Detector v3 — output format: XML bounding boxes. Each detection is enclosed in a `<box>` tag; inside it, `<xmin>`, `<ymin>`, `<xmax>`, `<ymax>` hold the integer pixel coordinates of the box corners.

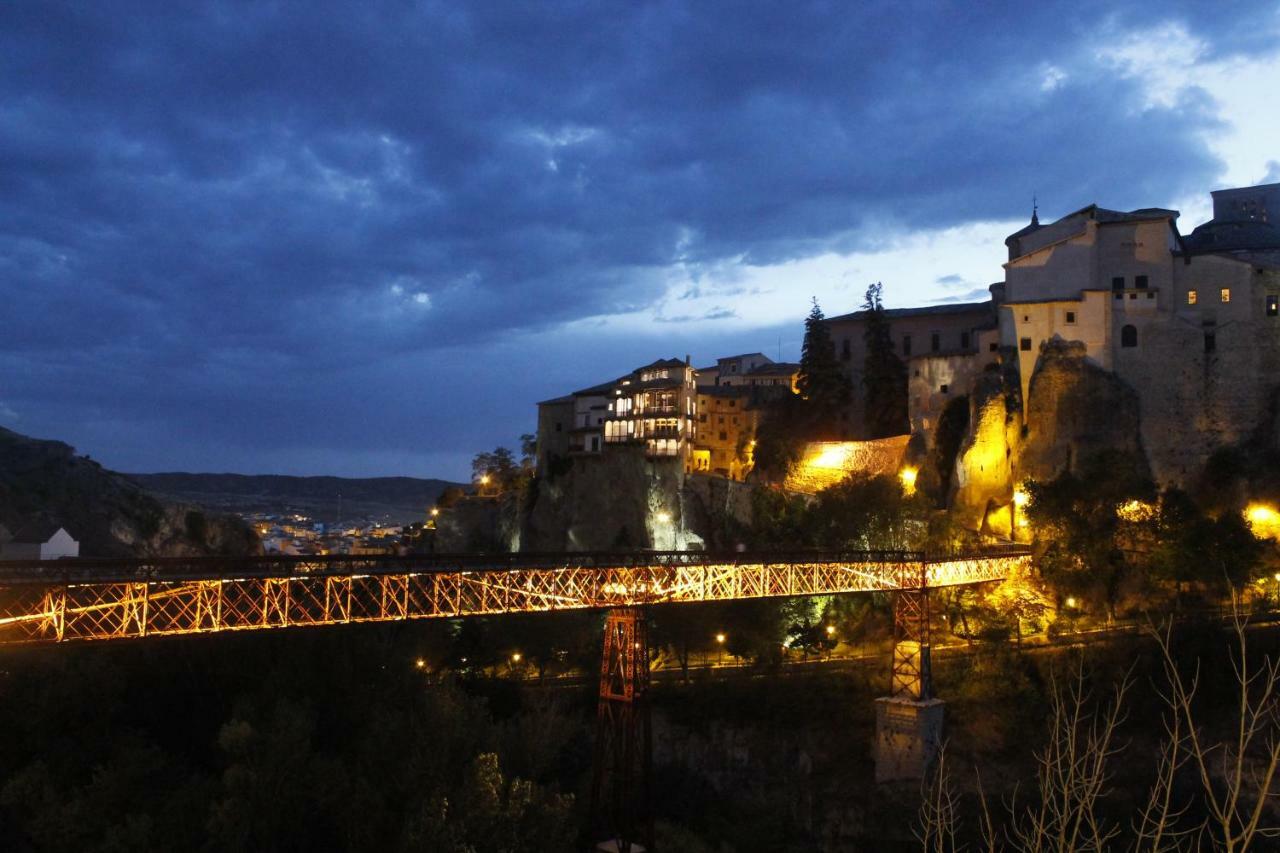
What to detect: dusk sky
<box><xmin>3</xmin><ymin>1</ymin><xmax>1279</xmax><ymax>481</ymax></box>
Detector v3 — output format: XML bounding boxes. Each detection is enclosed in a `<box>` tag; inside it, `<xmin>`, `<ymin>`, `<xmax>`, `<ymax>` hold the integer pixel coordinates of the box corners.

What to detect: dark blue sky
<box><xmin>3</xmin><ymin>1</ymin><xmax>1278</xmax><ymax>480</ymax></box>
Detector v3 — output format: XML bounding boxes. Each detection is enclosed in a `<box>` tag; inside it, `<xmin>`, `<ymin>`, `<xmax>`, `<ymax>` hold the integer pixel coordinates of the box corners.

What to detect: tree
<box><xmin>861</xmin><ymin>282</ymin><xmax>908</xmax><ymax>438</ymax></box>
<box><xmin>797</xmin><ymin>298</ymin><xmax>852</xmax><ymax>437</ymax></box>
<box><xmin>471</xmin><ymin>447</ymin><xmax>522</xmax><ymax>494</ymax></box>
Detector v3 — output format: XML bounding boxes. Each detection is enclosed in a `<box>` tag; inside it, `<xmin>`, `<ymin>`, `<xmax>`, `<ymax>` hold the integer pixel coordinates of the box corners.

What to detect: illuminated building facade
<box><xmin>694</xmin><ymin>385</ymin><xmax>757</xmax><ymax>480</ymax></box>
<box><xmin>603</xmin><ymin>358</ymin><xmax>698</xmax><ymax>463</ymax></box>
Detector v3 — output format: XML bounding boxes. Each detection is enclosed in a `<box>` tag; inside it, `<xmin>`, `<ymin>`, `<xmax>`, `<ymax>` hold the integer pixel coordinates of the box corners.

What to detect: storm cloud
<box><xmin>1</xmin><ymin>1</ymin><xmax>1276</xmax><ymax>477</ymax></box>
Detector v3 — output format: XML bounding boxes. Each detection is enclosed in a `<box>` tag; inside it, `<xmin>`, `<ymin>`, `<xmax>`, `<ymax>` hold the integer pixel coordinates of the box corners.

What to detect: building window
<box><xmin>1020</xmin><ymin>337</ymin><xmax>1032</xmax><ymax>352</ymax></box>
<box><xmin>903</xmin><ymin>335</ymin><xmax>912</xmax><ymax>356</ymax></box>
<box><xmin>699</xmin><ymin>413</ymin><xmax>706</xmax><ymax>423</ymax></box>
<box><xmin>1121</xmin><ymin>324</ymin><xmax>1138</xmax><ymax>348</ymax></box>
<box><xmin>728</xmin><ymin>399</ymin><xmax>736</xmax><ymax>407</ymax></box>
<box><xmin>960</xmin><ymin>331</ymin><xmax>971</xmax><ymax>349</ymax></box>
<box><xmin>1135</xmin><ymin>275</ymin><xmax>1149</xmax><ymax>290</ymax></box>
<box><xmin>841</xmin><ymin>338</ymin><xmax>851</xmax><ymax>361</ymax></box>
<box><xmin>554</xmin><ymin>422</ymin><xmax>562</xmax><ymax>432</ymax></box>
<box><xmin>1188</xmin><ymin>290</ymin><xmax>1197</xmax><ymax>305</ymax></box>
<box><xmin>1129</xmin><ymin>293</ymin><xmax>1137</xmax><ymax>300</ymax></box>
<box><xmin>931</xmin><ymin>332</ymin><xmax>940</xmax><ymax>352</ymax></box>
<box><xmin>989</xmin><ymin>342</ymin><xmax>999</xmax><ymax>352</ymax></box>
<box><xmin>1221</xmin><ymin>288</ymin><xmax>1231</xmax><ymax>303</ymax></box>
<box><xmin>1268</xmin><ymin>295</ymin><xmax>1279</xmax><ymax>317</ymax></box>
<box><xmin>1205</xmin><ymin>332</ymin><xmax>1216</xmax><ymax>353</ymax></box>
<box><xmin>1065</xmin><ymin>311</ymin><xmax>1076</xmax><ymax>324</ymax></box>
<box><xmin>718</xmin><ymin>415</ymin><xmax>724</xmax><ymax>424</ymax></box>
<box><xmin>940</xmin><ymin>384</ymin><xmax>949</xmax><ymax>394</ymax></box>
<box><xmin>719</xmin><ymin>431</ymin><xmax>727</xmax><ymax>441</ymax></box>
<box><xmin>1114</xmin><ymin>292</ymin><xmax>1123</xmax><ymax>300</ymax></box>
<box><xmin>1112</xmin><ymin>276</ymin><xmax>1125</xmax><ymax>291</ymax></box>
<box><xmin>1146</xmin><ymin>292</ymin><xmax>1155</xmax><ymax>300</ymax></box>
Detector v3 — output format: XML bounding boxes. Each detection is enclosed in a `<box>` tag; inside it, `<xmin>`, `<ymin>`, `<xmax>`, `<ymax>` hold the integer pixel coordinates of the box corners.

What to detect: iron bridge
<box><xmin>0</xmin><ymin>548</ymin><xmax>1029</xmax><ymax>645</ymax></box>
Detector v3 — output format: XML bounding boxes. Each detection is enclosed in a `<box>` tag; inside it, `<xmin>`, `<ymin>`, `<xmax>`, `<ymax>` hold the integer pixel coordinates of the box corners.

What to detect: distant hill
<box><xmin>130</xmin><ymin>473</ymin><xmax>463</xmax><ymax>525</ymax></box>
<box><xmin>0</xmin><ymin>427</ymin><xmax>258</xmax><ymax>558</ymax></box>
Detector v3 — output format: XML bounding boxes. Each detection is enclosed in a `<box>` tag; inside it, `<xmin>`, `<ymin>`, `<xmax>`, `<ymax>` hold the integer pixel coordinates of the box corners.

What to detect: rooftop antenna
<box><xmin>1032</xmin><ymin>193</ymin><xmax>1040</xmax><ymax>225</ymax></box>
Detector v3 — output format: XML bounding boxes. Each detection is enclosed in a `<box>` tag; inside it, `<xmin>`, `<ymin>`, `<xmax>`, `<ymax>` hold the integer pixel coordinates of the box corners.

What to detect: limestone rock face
<box><xmin>1016</xmin><ymin>339</ymin><xmax>1148</xmax><ymax>483</ymax></box>
<box><xmin>951</xmin><ymin>371</ymin><xmax>1020</xmax><ymax>532</ymax></box>
<box><xmin>521</xmin><ymin>449</ymin><xmax>692</xmax><ymax>551</ymax></box>
<box><xmin>434</xmin><ymin>492</ymin><xmax>521</xmax><ymax>553</ymax></box>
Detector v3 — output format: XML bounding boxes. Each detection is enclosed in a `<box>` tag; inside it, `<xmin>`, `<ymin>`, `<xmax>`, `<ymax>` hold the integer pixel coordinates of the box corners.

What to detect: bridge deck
<box><xmin>0</xmin><ymin>549</ymin><xmax>1030</xmax><ymax>645</ymax></box>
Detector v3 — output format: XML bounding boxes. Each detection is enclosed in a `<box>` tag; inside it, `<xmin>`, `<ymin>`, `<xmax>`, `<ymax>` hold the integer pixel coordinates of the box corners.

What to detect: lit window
<box><xmin>1269</xmin><ymin>295</ymin><xmax>1279</xmax><ymax>317</ymax></box>
<box><xmin>1065</xmin><ymin>311</ymin><xmax>1076</xmax><ymax>324</ymax></box>
<box><xmin>1221</xmin><ymin>288</ymin><xmax>1231</xmax><ymax>303</ymax></box>
<box><xmin>1188</xmin><ymin>290</ymin><xmax>1197</xmax><ymax>305</ymax></box>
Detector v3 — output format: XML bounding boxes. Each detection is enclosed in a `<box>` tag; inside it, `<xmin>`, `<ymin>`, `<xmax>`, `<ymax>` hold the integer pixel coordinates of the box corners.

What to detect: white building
<box><xmin>0</xmin><ymin>522</ymin><xmax>80</xmax><ymax>560</ymax></box>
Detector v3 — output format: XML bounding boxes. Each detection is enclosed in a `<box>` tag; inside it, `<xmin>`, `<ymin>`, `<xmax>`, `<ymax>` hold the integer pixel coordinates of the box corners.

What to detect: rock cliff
<box><xmin>0</xmin><ymin>427</ymin><xmax>259</xmax><ymax>558</ymax></box>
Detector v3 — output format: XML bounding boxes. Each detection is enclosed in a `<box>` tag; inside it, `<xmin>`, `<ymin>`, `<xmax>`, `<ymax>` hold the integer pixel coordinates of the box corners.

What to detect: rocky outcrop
<box><xmin>0</xmin><ymin>427</ymin><xmax>259</xmax><ymax>557</ymax></box>
<box><xmin>951</xmin><ymin>370</ymin><xmax>1021</xmax><ymax>533</ymax></box>
<box><xmin>1016</xmin><ymin>339</ymin><xmax>1148</xmax><ymax>483</ymax></box>
<box><xmin>521</xmin><ymin>448</ymin><xmax>699</xmax><ymax>551</ymax></box>
<box><xmin>435</xmin><ymin>492</ymin><xmax>521</xmax><ymax>552</ymax></box>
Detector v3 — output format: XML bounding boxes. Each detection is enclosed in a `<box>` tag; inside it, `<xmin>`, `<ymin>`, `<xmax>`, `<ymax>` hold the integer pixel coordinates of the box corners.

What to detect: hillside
<box><xmin>130</xmin><ymin>472</ymin><xmax>462</xmax><ymax>525</ymax></box>
<box><xmin>0</xmin><ymin>427</ymin><xmax>258</xmax><ymax>558</ymax></box>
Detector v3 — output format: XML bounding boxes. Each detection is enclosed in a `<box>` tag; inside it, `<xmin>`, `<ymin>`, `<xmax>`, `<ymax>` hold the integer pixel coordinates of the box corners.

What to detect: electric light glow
<box><xmin>899</xmin><ymin>466</ymin><xmax>918</xmax><ymax>495</ymax></box>
<box><xmin>1246</xmin><ymin>502</ymin><xmax>1280</xmax><ymax>540</ymax></box>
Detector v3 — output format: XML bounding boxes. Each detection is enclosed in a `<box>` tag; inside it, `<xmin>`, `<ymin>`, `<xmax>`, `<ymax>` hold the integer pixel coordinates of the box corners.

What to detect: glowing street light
<box><xmin>1065</xmin><ymin>597</ymin><xmax>1077</xmax><ymax>609</ymax></box>
<box><xmin>655</xmin><ymin>510</ymin><xmax>672</xmax><ymax>524</ymax></box>
<box><xmin>430</xmin><ymin>507</ymin><xmax>440</xmax><ymax>517</ymax></box>
<box><xmin>825</xmin><ymin>624</ymin><xmax>836</xmax><ymax>637</ymax></box>
<box><xmin>479</xmin><ymin>474</ymin><xmax>491</xmax><ymax>486</ymax></box>
<box><xmin>715</xmin><ymin>632</ymin><xmax>726</xmax><ymax>644</ymax></box>
<box><xmin>899</xmin><ymin>466</ymin><xmax>918</xmax><ymax>496</ymax></box>
<box><xmin>414</xmin><ymin>658</ymin><xmax>425</xmax><ymax>669</ymax></box>
<box><xmin>511</xmin><ymin>652</ymin><xmax>522</xmax><ymax>663</ymax></box>
<box><xmin>715</xmin><ymin>631</ymin><xmax>726</xmax><ymax>666</ymax></box>
<box><xmin>1013</xmin><ymin>487</ymin><xmax>1030</xmax><ymax>508</ymax></box>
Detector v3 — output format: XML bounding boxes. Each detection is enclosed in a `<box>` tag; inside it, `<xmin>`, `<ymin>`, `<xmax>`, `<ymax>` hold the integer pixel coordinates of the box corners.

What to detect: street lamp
<box><xmin>414</xmin><ymin>658</ymin><xmax>425</xmax><ymax>670</ymax></box>
<box><xmin>715</xmin><ymin>632</ymin><xmax>726</xmax><ymax>665</ymax></box>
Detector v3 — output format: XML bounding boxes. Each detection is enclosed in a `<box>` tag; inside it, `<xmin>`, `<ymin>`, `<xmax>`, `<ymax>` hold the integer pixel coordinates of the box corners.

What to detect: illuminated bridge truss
<box><xmin>0</xmin><ymin>550</ymin><xmax>1029</xmax><ymax>646</ymax></box>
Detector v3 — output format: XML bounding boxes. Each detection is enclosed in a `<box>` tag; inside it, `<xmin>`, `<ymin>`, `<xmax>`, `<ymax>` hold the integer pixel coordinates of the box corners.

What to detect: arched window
<box><xmin>1121</xmin><ymin>324</ymin><xmax>1138</xmax><ymax>348</ymax></box>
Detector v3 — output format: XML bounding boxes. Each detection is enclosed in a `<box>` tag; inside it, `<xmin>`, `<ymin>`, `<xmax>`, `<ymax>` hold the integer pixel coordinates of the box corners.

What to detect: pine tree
<box><xmin>861</xmin><ymin>282</ymin><xmax>908</xmax><ymax>438</ymax></box>
<box><xmin>797</xmin><ymin>298</ymin><xmax>852</xmax><ymax>438</ymax></box>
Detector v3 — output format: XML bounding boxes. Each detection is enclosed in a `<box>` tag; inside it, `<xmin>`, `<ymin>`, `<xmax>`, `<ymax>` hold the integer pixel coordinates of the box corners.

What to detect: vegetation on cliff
<box><xmin>0</xmin><ymin>427</ymin><xmax>258</xmax><ymax>558</ymax></box>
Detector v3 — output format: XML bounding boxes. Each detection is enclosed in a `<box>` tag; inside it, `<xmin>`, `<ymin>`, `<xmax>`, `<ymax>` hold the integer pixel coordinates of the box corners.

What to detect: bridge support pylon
<box><xmin>875</xmin><ymin>565</ymin><xmax>944</xmax><ymax>783</ymax></box>
<box><xmin>589</xmin><ymin>607</ymin><xmax>653</xmax><ymax>853</ymax></box>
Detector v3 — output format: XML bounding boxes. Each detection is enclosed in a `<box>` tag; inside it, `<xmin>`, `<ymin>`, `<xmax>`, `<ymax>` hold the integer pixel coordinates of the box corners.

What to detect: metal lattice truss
<box><xmin>0</xmin><ymin>550</ymin><xmax>1030</xmax><ymax>645</ymax></box>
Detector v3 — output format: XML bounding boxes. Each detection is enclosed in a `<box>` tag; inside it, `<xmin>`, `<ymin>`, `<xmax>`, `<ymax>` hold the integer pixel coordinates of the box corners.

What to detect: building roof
<box><xmin>746</xmin><ymin>361</ymin><xmax>800</xmax><ymax>376</ymax></box>
<box><xmin>571</xmin><ymin>380</ymin><xmax>618</xmax><ymax>397</ymax></box>
<box><xmin>827</xmin><ymin>300</ymin><xmax>993</xmax><ymax>323</ymax></box>
<box><xmin>536</xmin><ymin>393</ymin><xmax>576</xmax><ymax>406</ymax></box>
<box><xmin>635</xmin><ymin>357</ymin><xmax>688</xmax><ymax>371</ymax></box>
<box><xmin>1181</xmin><ymin>219</ymin><xmax>1280</xmax><ymax>256</ymax></box>
<box><xmin>693</xmin><ymin>364</ymin><xmax>719</xmax><ymax>373</ymax></box>
<box><xmin>716</xmin><ymin>352</ymin><xmax>769</xmax><ymax>362</ymax></box>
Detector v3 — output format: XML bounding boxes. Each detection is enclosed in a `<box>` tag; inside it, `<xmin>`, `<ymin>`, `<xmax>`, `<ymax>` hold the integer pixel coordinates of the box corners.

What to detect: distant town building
<box><xmin>0</xmin><ymin>522</ymin><xmax>80</xmax><ymax>560</ymax></box>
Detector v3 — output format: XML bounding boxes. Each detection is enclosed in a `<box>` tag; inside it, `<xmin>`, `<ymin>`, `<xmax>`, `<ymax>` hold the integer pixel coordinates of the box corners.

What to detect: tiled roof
<box><xmin>747</xmin><ymin>362</ymin><xmax>799</xmax><ymax>376</ymax></box>
<box><xmin>716</xmin><ymin>352</ymin><xmax>768</xmax><ymax>362</ymax></box>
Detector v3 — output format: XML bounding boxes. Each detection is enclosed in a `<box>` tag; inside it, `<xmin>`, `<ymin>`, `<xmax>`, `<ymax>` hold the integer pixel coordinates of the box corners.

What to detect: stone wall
<box><xmin>783</xmin><ymin>437</ymin><xmax>910</xmax><ymax>494</ymax></box>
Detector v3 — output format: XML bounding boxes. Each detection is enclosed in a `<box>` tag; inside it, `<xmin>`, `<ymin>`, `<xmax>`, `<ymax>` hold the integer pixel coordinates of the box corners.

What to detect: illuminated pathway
<box><xmin>0</xmin><ymin>548</ymin><xmax>1028</xmax><ymax>645</ymax></box>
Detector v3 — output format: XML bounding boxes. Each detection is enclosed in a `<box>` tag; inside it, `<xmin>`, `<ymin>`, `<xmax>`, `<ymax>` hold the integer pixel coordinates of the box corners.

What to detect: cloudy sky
<box><xmin>2</xmin><ymin>1</ymin><xmax>1278</xmax><ymax>480</ymax></box>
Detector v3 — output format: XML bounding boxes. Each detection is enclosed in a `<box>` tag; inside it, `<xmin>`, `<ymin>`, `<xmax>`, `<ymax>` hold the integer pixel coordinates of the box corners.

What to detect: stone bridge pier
<box><xmin>874</xmin><ymin>567</ymin><xmax>944</xmax><ymax>783</ymax></box>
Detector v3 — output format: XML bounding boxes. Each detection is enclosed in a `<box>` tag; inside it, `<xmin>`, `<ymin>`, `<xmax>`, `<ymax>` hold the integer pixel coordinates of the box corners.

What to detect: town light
<box><xmin>415</xmin><ymin>658</ymin><xmax>425</xmax><ymax>669</ymax></box>
<box><xmin>479</xmin><ymin>474</ymin><xmax>490</xmax><ymax>485</ymax></box>
<box><xmin>655</xmin><ymin>510</ymin><xmax>672</xmax><ymax>524</ymax></box>
<box><xmin>715</xmin><ymin>632</ymin><xmax>726</xmax><ymax>644</ymax></box>
<box><xmin>430</xmin><ymin>507</ymin><xmax>439</xmax><ymax>517</ymax></box>
<box><xmin>511</xmin><ymin>652</ymin><xmax>522</xmax><ymax>663</ymax></box>
<box><xmin>825</xmin><ymin>624</ymin><xmax>836</xmax><ymax>636</ymax></box>
<box><xmin>899</xmin><ymin>466</ymin><xmax>918</xmax><ymax>495</ymax></box>
<box><xmin>1065</xmin><ymin>597</ymin><xmax>1077</xmax><ymax>608</ymax></box>
<box><xmin>1013</xmin><ymin>487</ymin><xmax>1030</xmax><ymax>508</ymax></box>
